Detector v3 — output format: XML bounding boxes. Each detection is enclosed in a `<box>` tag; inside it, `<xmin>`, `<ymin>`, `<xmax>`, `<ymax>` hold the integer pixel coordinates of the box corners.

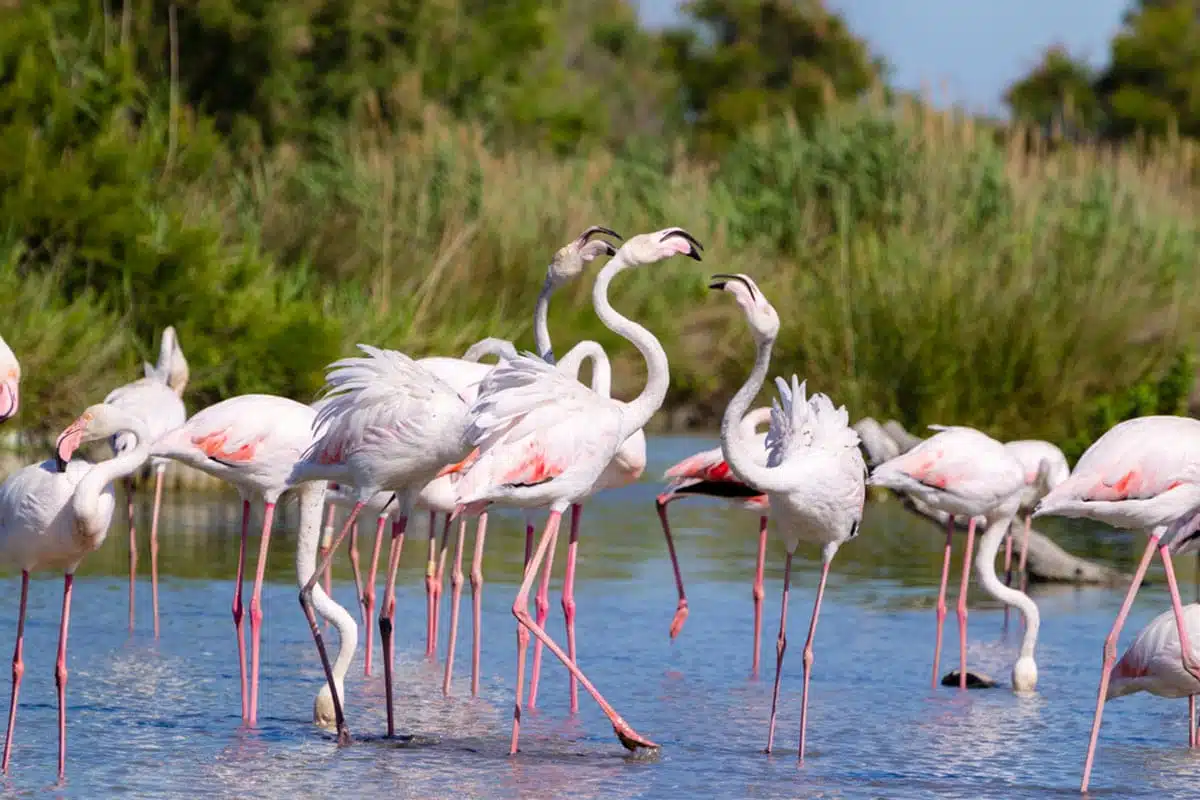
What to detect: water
<box><xmin>1</xmin><ymin>435</ymin><xmax>1199</xmax><ymax>797</ymax></box>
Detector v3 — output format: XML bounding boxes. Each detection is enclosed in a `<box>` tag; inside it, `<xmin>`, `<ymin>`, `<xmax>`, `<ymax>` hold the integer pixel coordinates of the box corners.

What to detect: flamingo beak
<box><xmin>0</xmin><ymin>378</ymin><xmax>16</xmax><ymax>423</ymax></box>
<box><xmin>55</xmin><ymin>416</ymin><xmax>88</xmax><ymax>472</ymax></box>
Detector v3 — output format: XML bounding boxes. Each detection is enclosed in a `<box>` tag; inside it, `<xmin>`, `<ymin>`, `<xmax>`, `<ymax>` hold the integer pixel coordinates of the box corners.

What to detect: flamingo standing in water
<box><xmin>149</xmin><ymin>394</ymin><xmax>319</xmax><ymax>726</ymax></box>
<box><xmin>452</xmin><ymin>227</ymin><xmax>703</xmax><ymax>754</ymax></box>
<box><xmin>0</xmin><ymin>334</ymin><xmax>18</xmax><ymax>423</ymax></box>
<box><xmin>708</xmin><ymin>273</ymin><xmax>865</xmax><ymax>761</ymax></box>
<box><xmin>655</xmin><ymin>407</ymin><xmax>771</xmax><ymax>675</ymax></box>
<box><xmin>1031</xmin><ymin>415</ymin><xmax>1200</xmax><ymax>793</ymax></box>
<box><xmin>869</xmin><ymin>425</ymin><xmax>1035</xmax><ymax>692</ymax></box>
<box><xmin>1002</xmin><ymin>439</ymin><xmax>1070</xmax><ymax>593</ymax></box>
<box><xmin>103</xmin><ymin>325</ymin><xmax>188</xmax><ymax>636</ymax></box>
<box><xmin>0</xmin><ymin>404</ymin><xmax>151</xmax><ymax>779</ymax></box>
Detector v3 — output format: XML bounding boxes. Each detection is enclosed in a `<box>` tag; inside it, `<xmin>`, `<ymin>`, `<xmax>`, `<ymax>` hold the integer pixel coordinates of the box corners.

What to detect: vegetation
<box><xmin>0</xmin><ymin>1</ymin><xmax>1197</xmax><ymax>458</ymax></box>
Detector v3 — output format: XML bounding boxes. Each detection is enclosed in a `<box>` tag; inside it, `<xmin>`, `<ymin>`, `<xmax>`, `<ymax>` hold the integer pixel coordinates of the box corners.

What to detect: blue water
<box><xmin>0</xmin><ymin>436</ymin><xmax>1198</xmax><ymax>797</ymax></box>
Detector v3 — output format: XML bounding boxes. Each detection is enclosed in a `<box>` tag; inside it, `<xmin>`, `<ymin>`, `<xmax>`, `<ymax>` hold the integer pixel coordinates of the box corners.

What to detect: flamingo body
<box><xmin>0</xmin><ymin>334</ymin><xmax>19</xmax><ymax>422</ymax></box>
<box><xmin>0</xmin><ymin>460</ymin><xmax>114</xmax><ymax>573</ymax></box>
<box><xmin>1109</xmin><ymin>604</ymin><xmax>1200</xmax><ymax>701</ymax></box>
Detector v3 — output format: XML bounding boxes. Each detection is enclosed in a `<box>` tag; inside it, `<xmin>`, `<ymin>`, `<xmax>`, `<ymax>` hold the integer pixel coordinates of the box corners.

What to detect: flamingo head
<box><xmin>55</xmin><ymin>404</ymin><xmax>131</xmax><ymax>471</ymax></box>
<box><xmin>1012</xmin><ymin>655</ymin><xmax>1038</xmax><ymax>693</ymax></box>
<box><xmin>617</xmin><ymin>228</ymin><xmax>703</xmax><ymax>267</ymax></box>
<box><xmin>709</xmin><ymin>273</ymin><xmax>779</xmax><ymax>343</ymax></box>
<box><xmin>546</xmin><ymin>226</ymin><xmax>623</xmax><ymax>287</ymax></box>
<box><xmin>163</xmin><ymin>326</ymin><xmax>190</xmax><ymax>398</ymax></box>
<box><xmin>0</xmin><ymin>336</ymin><xmax>18</xmax><ymax>424</ymax></box>
<box><xmin>313</xmin><ymin>678</ymin><xmax>345</xmax><ymax>730</ymax></box>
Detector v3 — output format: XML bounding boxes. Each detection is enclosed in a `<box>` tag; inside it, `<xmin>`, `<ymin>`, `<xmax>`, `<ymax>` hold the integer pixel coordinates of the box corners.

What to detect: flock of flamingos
<box><xmin>0</xmin><ymin>225</ymin><xmax>1198</xmax><ymax>793</ymax></box>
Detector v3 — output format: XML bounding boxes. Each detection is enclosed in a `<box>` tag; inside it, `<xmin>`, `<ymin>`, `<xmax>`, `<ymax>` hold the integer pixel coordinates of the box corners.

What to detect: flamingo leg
<box><xmin>1080</xmin><ymin>532</ymin><xmax>1158</xmax><ymax>793</ymax></box>
<box><xmin>127</xmin><ymin>477</ymin><xmax>138</xmax><ymax>633</ymax></box>
<box><xmin>932</xmin><ymin>514</ymin><xmax>954</xmax><ymax>689</ymax></box>
<box><xmin>510</xmin><ymin>510</ymin><xmax>657</xmax><ymax>754</ymax></box>
<box><xmin>432</xmin><ymin>514</ymin><xmax>452</xmax><ymax>658</ymax></box>
<box><xmin>425</xmin><ymin>511</ymin><xmax>438</xmax><ymax>658</ymax></box>
<box><xmin>363</xmin><ymin>515</ymin><xmax>386</xmax><ymax>677</ymax></box>
<box><xmin>527</xmin><ymin>516</ymin><xmax>561</xmax><ymax>710</ymax></box>
<box><xmin>347</xmin><ymin>521</ymin><xmax>364</xmax><ymax>631</ymax></box>
<box><xmin>798</xmin><ymin>557</ymin><xmax>832</xmax><ymax>764</ymax></box>
<box><xmin>247</xmin><ymin>501</ymin><xmax>276</xmax><ymax>726</ymax></box>
<box><xmin>752</xmin><ymin>514</ymin><xmax>769</xmax><ymax>679</ymax></box>
<box><xmin>442</xmin><ymin>518</ymin><xmax>467</xmax><ymax>696</ymax></box>
<box><xmin>562</xmin><ymin>503</ymin><xmax>583</xmax><ymax>714</ymax></box>
<box><xmin>510</xmin><ymin>520</ymin><xmax>536</xmax><ymax>753</ymax></box>
<box><xmin>656</xmin><ymin>495</ymin><xmax>690</xmax><ymax>639</ymax></box>
<box><xmin>1157</xmin><ymin>545</ymin><xmax>1200</xmax><ymax>688</ymax></box>
<box><xmin>1</xmin><ymin>570</ymin><xmax>29</xmax><ymax>774</ymax></box>
<box><xmin>1018</xmin><ymin>512</ymin><xmax>1032</xmax><ymax>594</ymax></box>
<box><xmin>149</xmin><ymin>466</ymin><xmax>165</xmax><ymax>639</ymax></box>
<box><xmin>381</xmin><ymin>514</ymin><xmax>408</xmax><ymax>738</ymax></box>
<box><xmin>232</xmin><ymin>499</ymin><xmax>251</xmax><ymax>722</ymax></box>
<box><xmin>765</xmin><ymin>552</ymin><xmax>793</xmax><ymax>754</ymax></box>
<box><xmin>320</xmin><ymin>504</ymin><xmax>336</xmax><ymax>627</ymax></box>
<box><xmin>956</xmin><ymin>517</ymin><xmax>977</xmax><ymax>690</ymax></box>
<box><xmin>469</xmin><ymin>513</ymin><xmax>489</xmax><ymax>697</ymax></box>
<box><xmin>1191</xmin><ymin>695</ymin><xmax>1197</xmax><ymax>748</ymax></box>
<box><xmin>55</xmin><ymin>573</ymin><xmax>74</xmax><ymax>780</ymax></box>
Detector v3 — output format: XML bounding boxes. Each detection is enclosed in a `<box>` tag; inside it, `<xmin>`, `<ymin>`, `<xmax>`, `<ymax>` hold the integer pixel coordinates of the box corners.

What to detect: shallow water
<box><xmin>1</xmin><ymin>435</ymin><xmax>1199</xmax><ymax>797</ymax></box>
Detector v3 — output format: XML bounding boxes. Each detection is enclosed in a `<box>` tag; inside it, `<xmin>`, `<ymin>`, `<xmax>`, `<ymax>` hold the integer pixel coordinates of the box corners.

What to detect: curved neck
<box><xmin>740</xmin><ymin>406</ymin><xmax>773</xmax><ymax>439</ymax></box>
<box><xmin>720</xmin><ymin>334</ymin><xmax>788</xmax><ymax>493</ymax></box>
<box><xmin>556</xmin><ymin>341</ymin><xmax>611</xmax><ymax>397</ymax></box>
<box><xmin>975</xmin><ymin>513</ymin><xmax>1039</xmax><ymax>660</ymax></box>
<box><xmin>295</xmin><ymin>482</ymin><xmax>357</xmax><ymax>685</ymax></box>
<box><xmin>533</xmin><ymin>278</ymin><xmax>557</xmax><ymax>364</ymax></box>
<box><xmin>462</xmin><ymin>337</ymin><xmax>517</xmax><ymax>364</ymax></box>
<box><xmin>73</xmin><ymin>414</ymin><xmax>152</xmax><ymax>539</ymax></box>
<box><xmin>593</xmin><ymin>253</ymin><xmax>668</xmax><ymax>440</ymax></box>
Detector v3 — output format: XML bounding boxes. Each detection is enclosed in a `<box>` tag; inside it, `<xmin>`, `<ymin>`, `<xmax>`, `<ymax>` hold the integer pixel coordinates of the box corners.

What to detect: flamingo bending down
<box><xmin>0</xmin><ymin>404</ymin><xmax>151</xmax><ymax>779</ymax></box>
<box><xmin>868</xmin><ymin>425</ymin><xmax>1034</xmax><ymax>692</ymax></box>
<box><xmin>1031</xmin><ymin>415</ymin><xmax>1200</xmax><ymax>793</ymax></box>
<box><xmin>103</xmin><ymin>325</ymin><xmax>188</xmax><ymax>636</ymax></box>
<box><xmin>709</xmin><ymin>273</ymin><xmax>865</xmax><ymax>761</ymax></box>
<box><xmin>453</xmin><ymin>227</ymin><xmax>703</xmax><ymax>754</ymax></box>
<box><xmin>0</xmin><ymin>333</ymin><xmax>18</xmax><ymax>423</ymax></box>
<box><xmin>655</xmin><ymin>406</ymin><xmax>771</xmax><ymax>675</ymax></box>
<box><xmin>1002</xmin><ymin>439</ymin><xmax>1070</xmax><ymax>593</ymax></box>
<box><xmin>149</xmin><ymin>394</ymin><xmax>318</xmax><ymax>726</ymax></box>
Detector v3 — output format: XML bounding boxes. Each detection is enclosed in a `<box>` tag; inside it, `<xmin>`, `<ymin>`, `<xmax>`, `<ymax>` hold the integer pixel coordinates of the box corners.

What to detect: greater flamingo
<box><xmin>103</xmin><ymin>325</ymin><xmax>188</xmax><ymax>636</ymax></box>
<box><xmin>655</xmin><ymin>406</ymin><xmax>771</xmax><ymax>675</ymax></box>
<box><xmin>868</xmin><ymin>425</ymin><xmax>1034</xmax><ymax>691</ymax></box>
<box><xmin>453</xmin><ymin>226</ymin><xmax>703</xmax><ymax>754</ymax></box>
<box><xmin>708</xmin><ymin>273</ymin><xmax>865</xmax><ymax>761</ymax></box>
<box><xmin>0</xmin><ymin>334</ymin><xmax>18</xmax><ymax>423</ymax></box>
<box><xmin>1002</xmin><ymin>439</ymin><xmax>1070</xmax><ymax>593</ymax></box>
<box><xmin>0</xmin><ymin>403</ymin><xmax>151</xmax><ymax>779</ymax></box>
<box><xmin>1031</xmin><ymin>415</ymin><xmax>1200</xmax><ymax>792</ymax></box>
<box><xmin>149</xmin><ymin>394</ymin><xmax>318</xmax><ymax>726</ymax></box>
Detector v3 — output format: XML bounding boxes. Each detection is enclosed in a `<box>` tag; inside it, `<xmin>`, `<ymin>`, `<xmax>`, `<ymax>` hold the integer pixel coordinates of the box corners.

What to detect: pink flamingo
<box><xmin>1002</xmin><ymin>439</ymin><xmax>1070</xmax><ymax>593</ymax></box>
<box><xmin>103</xmin><ymin>326</ymin><xmax>188</xmax><ymax>637</ymax></box>
<box><xmin>0</xmin><ymin>334</ymin><xmax>18</xmax><ymax>423</ymax></box>
<box><xmin>0</xmin><ymin>403</ymin><xmax>151</xmax><ymax>779</ymax></box>
<box><xmin>1031</xmin><ymin>415</ymin><xmax>1200</xmax><ymax>793</ymax></box>
<box><xmin>655</xmin><ymin>406</ymin><xmax>771</xmax><ymax>675</ymax></box>
<box><xmin>708</xmin><ymin>273</ymin><xmax>866</xmax><ymax>761</ymax></box>
<box><xmin>149</xmin><ymin>394</ymin><xmax>318</xmax><ymax>726</ymax></box>
<box><xmin>868</xmin><ymin>424</ymin><xmax>1035</xmax><ymax>692</ymax></box>
<box><xmin>452</xmin><ymin>227</ymin><xmax>703</xmax><ymax>754</ymax></box>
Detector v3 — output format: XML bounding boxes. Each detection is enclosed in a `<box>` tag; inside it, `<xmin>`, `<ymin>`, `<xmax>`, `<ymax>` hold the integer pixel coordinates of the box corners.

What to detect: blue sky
<box><xmin>634</xmin><ymin>0</ymin><xmax>1129</xmax><ymax>115</ymax></box>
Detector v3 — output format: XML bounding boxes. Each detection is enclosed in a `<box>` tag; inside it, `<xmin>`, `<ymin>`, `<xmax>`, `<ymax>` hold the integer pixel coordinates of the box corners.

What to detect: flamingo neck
<box><xmin>975</xmin><ymin>512</ymin><xmax>1040</xmax><ymax>680</ymax></box>
<box><xmin>720</xmin><ymin>333</ymin><xmax>785</xmax><ymax>494</ymax></box>
<box><xmin>739</xmin><ymin>406</ymin><xmax>773</xmax><ymax>439</ymax></box>
<box><xmin>533</xmin><ymin>278</ymin><xmax>557</xmax><ymax>364</ymax></box>
<box><xmin>556</xmin><ymin>341</ymin><xmax>612</xmax><ymax>397</ymax></box>
<box><xmin>462</xmin><ymin>337</ymin><xmax>517</xmax><ymax>364</ymax></box>
<box><xmin>73</xmin><ymin>412</ymin><xmax>152</xmax><ymax>543</ymax></box>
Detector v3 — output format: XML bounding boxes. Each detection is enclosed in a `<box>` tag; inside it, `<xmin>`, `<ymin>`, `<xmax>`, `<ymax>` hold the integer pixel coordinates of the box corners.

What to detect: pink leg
<box><xmin>511</xmin><ymin>510</ymin><xmax>657</xmax><ymax>754</ymax></box>
<box><xmin>1157</xmin><ymin>544</ymin><xmax>1200</xmax><ymax>688</ymax></box>
<box><xmin>442</xmin><ymin>518</ymin><xmax>467</xmax><ymax>695</ymax></box>
<box><xmin>563</xmin><ymin>503</ymin><xmax>582</xmax><ymax>714</ymax></box>
<box><xmin>55</xmin><ymin>574</ymin><xmax>74</xmax><ymax>780</ymax></box>
<box><xmin>932</xmin><ymin>515</ymin><xmax>954</xmax><ymax>688</ymax></box>
<box><xmin>765</xmin><ymin>552</ymin><xmax>793</xmax><ymax>753</ymax></box>
<box><xmin>1018</xmin><ymin>512</ymin><xmax>1032</xmax><ymax>593</ymax></box>
<box><xmin>1190</xmin><ymin>696</ymin><xmax>1196</xmax><ymax>748</ymax></box>
<box><xmin>127</xmin><ymin>477</ymin><xmax>137</xmax><ymax>633</ymax></box>
<box><xmin>432</xmin><ymin>514</ymin><xmax>452</xmax><ymax>659</ymax></box>
<box><xmin>752</xmin><ymin>515</ymin><xmax>769</xmax><ymax>678</ymax></box>
<box><xmin>149</xmin><ymin>467</ymin><xmax>165</xmax><ymax>639</ymax></box>
<box><xmin>527</xmin><ymin>518</ymin><xmax>560</xmax><ymax>710</ymax></box>
<box><xmin>320</xmin><ymin>505</ymin><xmax>336</xmax><ymax>621</ymax></box>
<box><xmin>470</xmin><ymin>513</ymin><xmax>489</xmax><ymax>697</ymax></box>
<box><xmin>347</xmin><ymin>521</ymin><xmax>364</xmax><ymax>632</ymax></box>
<box><xmin>656</xmin><ymin>496</ymin><xmax>690</xmax><ymax>639</ymax></box>
<box><xmin>957</xmin><ymin>517</ymin><xmax>977</xmax><ymax>690</ymax></box>
<box><xmin>1080</xmin><ymin>533</ymin><xmax>1158</xmax><ymax>793</ymax></box>
<box><xmin>232</xmin><ymin>499</ymin><xmax>250</xmax><ymax>721</ymax></box>
<box><xmin>381</xmin><ymin>514</ymin><xmax>408</xmax><ymax>738</ymax></box>
<box><xmin>247</xmin><ymin>501</ymin><xmax>276</xmax><ymax>726</ymax></box>
<box><xmin>425</xmin><ymin>511</ymin><xmax>438</xmax><ymax>658</ymax></box>
<box><xmin>798</xmin><ymin>557</ymin><xmax>833</xmax><ymax>764</ymax></box>
<box><xmin>510</xmin><ymin>519</ymin><xmax>536</xmax><ymax>753</ymax></box>
<box><xmin>1</xmin><ymin>570</ymin><xmax>29</xmax><ymax>774</ymax></box>
<box><xmin>363</xmin><ymin>516</ymin><xmax>386</xmax><ymax>677</ymax></box>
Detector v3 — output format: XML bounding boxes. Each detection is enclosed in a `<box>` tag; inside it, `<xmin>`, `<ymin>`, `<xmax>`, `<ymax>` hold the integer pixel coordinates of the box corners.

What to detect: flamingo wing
<box><xmin>766</xmin><ymin>375</ymin><xmax>859</xmax><ymax>468</ymax></box>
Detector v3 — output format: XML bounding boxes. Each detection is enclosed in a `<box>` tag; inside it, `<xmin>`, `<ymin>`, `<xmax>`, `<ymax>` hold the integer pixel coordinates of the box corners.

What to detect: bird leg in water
<box><xmin>432</xmin><ymin>514</ymin><xmax>452</xmax><ymax>657</ymax></box>
<box><xmin>1158</xmin><ymin>545</ymin><xmax>1200</xmax><ymax>689</ymax></box>
<box><xmin>527</xmin><ymin>519</ymin><xmax>560</xmax><ymax>710</ymax></box>
<box><xmin>232</xmin><ymin>499</ymin><xmax>251</xmax><ymax>722</ymax></box>
<box><xmin>511</xmin><ymin>510</ymin><xmax>658</xmax><ymax>754</ymax></box>
<box><xmin>656</xmin><ymin>496</ymin><xmax>690</xmax><ymax>638</ymax></box>
<box><xmin>510</xmin><ymin>520</ymin><xmax>536</xmax><ymax>753</ymax></box>
<box><xmin>469</xmin><ymin>513</ymin><xmax>489</xmax><ymax>697</ymax></box>
<box><xmin>1018</xmin><ymin>513</ymin><xmax>1032</xmax><ymax>594</ymax></box>
<box><xmin>1</xmin><ymin>571</ymin><xmax>29</xmax><ymax>774</ymax></box>
<box><xmin>765</xmin><ymin>552</ymin><xmax>793</xmax><ymax>754</ymax></box>
<box><xmin>932</xmin><ymin>515</ymin><xmax>954</xmax><ymax>689</ymax></box>
<box><xmin>1191</xmin><ymin>695</ymin><xmax>1197</xmax><ymax>748</ymax></box>
<box><xmin>956</xmin><ymin>517</ymin><xmax>978</xmax><ymax>690</ymax></box>
<box><xmin>752</xmin><ymin>515</ymin><xmax>768</xmax><ymax>679</ymax></box>
<box><xmin>424</xmin><ymin>511</ymin><xmax>438</xmax><ymax>658</ymax></box>
<box><xmin>380</xmin><ymin>514</ymin><xmax>408</xmax><ymax>738</ymax></box>
<box><xmin>55</xmin><ymin>573</ymin><xmax>74</xmax><ymax>780</ymax></box>
<box><xmin>247</xmin><ymin>501</ymin><xmax>276</xmax><ymax>726</ymax></box>
<box><xmin>362</xmin><ymin>516</ymin><xmax>386</xmax><ymax>678</ymax></box>
<box><xmin>442</xmin><ymin>518</ymin><xmax>467</xmax><ymax>696</ymax></box>
<box><xmin>150</xmin><ymin>467</ymin><xmax>165</xmax><ymax>639</ymax></box>
<box><xmin>798</xmin><ymin>558</ymin><xmax>832</xmax><ymax>765</ymax></box>
<box><xmin>1080</xmin><ymin>533</ymin><xmax>1158</xmax><ymax>793</ymax></box>
<box><xmin>320</xmin><ymin>505</ymin><xmax>336</xmax><ymax>624</ymax></box>
<box><xmin>347</xmin><ymin>521</ymin><xmax>364</xmax><ymax>635</ymax></box>
<box><xmin>562</xmin><ymin>503</ymin><xmax>583</xmax><ymax>714</ymax></box>
<box><xmin>127</xmin><ymin>477</ymin><xmax>138</xmax><ymax>633</ymax></box>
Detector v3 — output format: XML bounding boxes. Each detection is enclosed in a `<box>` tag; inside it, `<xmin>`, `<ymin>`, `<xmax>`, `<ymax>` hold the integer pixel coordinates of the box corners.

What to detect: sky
<box><xmin>634</xmin><ymin>0</ymin><xmax>1130</xmax><ymax>116</ymax></box>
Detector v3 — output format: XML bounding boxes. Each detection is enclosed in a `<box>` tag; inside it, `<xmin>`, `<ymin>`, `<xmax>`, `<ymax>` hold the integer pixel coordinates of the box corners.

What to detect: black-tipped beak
<box><xmin>708</xmin><ymin>272</ymin><xmax>752</xmax><ymax>294</ymax></box>
<box><xmin>579</xmin><ymin>225</ymin><xmax>623</xmax><ymax>244</ymax></box>
<box><xmin>603</xmin><ymin>243</ymin><xmax>617</xmax><ymax>256</ymax></box>
<box><xmin>55</xmin><ymin>453</ymin><xmax>68</xmax><ymax>472</ymax></box>
<box><xmin>660</xmin><ymin>228</ymin><xmax>704</xmax><ymax>260</ymax></box>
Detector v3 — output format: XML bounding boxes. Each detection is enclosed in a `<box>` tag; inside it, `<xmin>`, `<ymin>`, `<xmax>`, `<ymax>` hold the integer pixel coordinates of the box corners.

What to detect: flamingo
<box><xmin>0</xmin><ymin>334</ymin><xmax>18</xmax><ymax>423</ymax></box>
<box><xmin>1002</xmin><ymin>439</ymin><xmax>1070</xmax><ymax>593</ymax></box>
<box><xmin>1031</xmin><ymin>415</ymin><xmax>1200</xmax><ymax>793</ymax></box>
<box><xmin>707</xmin><ymin>273</ymin><xmax>865</xmax><ymax>761</ymax></box>
<box><xmin>452</xmin><ymin>226</ymin><xmax>703</xmax><ymax>754</ymax></box>
<box><xmin>868</xmin><ymin>425</ymin><xmax>1035</xmax><ymax>692</ymax></box>
<box><xmin>103</xmin><ymin>325</ymin><xmax>188</xmax><ymax>637</ymax></box>
<box><xmin>149</xmin><ymin>394</ymin><xmax>318</xmax><ymax>726</ymax></box>
<box><xmin>0</xmin><ymin>403</ymin><xmax>151</xmax><ymax>779</ymax></box>
<box><xmin>655</xmin><ymin>406</ymin><xmax>771</xmax><ymax>675</ymax></box>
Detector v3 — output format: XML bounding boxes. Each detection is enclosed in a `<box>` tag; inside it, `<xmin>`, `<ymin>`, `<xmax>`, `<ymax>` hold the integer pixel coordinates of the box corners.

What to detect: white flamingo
<box><xmin>0</xmin><ymin>404</ymin><xmax>151</xmax><ymax>779</ymax></box>
<box><xmin>708</xmin><ymin>273</ymin><xmax>865</xmax><ymax>761</ymax></box>
<box><xmin>0</xmin><ymin>334</ymin><xmax>18</xmax><ymax>423</ymax></box>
